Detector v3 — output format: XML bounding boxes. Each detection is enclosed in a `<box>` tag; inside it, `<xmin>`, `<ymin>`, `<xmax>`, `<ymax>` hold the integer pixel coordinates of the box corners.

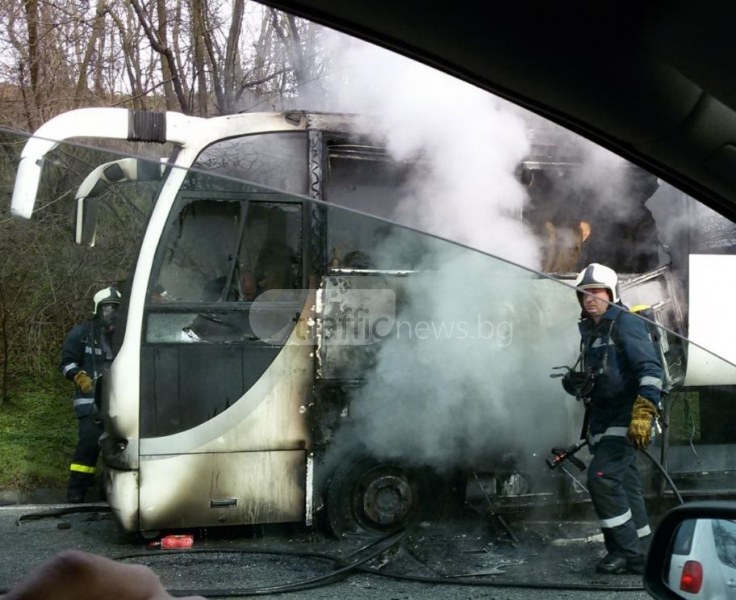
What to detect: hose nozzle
<box><xmin>546</xmin><ymin>439</ymin><xmax>588</xmax><ymax>471</ymax></box>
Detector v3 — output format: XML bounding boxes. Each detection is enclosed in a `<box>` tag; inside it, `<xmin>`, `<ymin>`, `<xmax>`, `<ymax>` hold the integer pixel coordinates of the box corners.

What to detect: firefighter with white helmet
<box><xmin>572</xmin><ymin>263</ymin><xmax>662</xmax><ymax>574</ymax></box>
<box><xmin>59</xmin><ymin>286</ymin><xmax>121</xmax><ymax>503</ymax></box>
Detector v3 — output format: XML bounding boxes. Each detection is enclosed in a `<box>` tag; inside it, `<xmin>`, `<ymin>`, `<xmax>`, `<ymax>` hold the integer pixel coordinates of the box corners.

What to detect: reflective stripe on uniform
<box><xmin>84</xmin><ymin>347</ymin><xmax>104</xmax><ymax>356</ymax></box>
<box><xmin>62</xmin><ymin>362</ymin><xmax>79</xmax><ymax>376</ymax></box>
<box><xmin>73</xmin><ymin>397</ymin><xmax>95</xmax><ymax>407</ymax></box>
<box><xmin>591</xmin><ymin>338</ymin><xmax>616</xmax><ymax>349</ymax></box>
<box><xmin>637</xmin><ymin>524</ymin><xmax>652</xmax><ymax>537</ymax></box>
<box><xmin>70</xmin><ymin>463</ymin><xmax>96</xmax><ymax>474</ymax></box>
<box><xmin>640</xmin><ymin>376</ymin><xmax>663</xmax><ymax>390</ymax></box>
<box><xmin>589</xmin><ymin>426</ymin><xmax>628</xmax><ymax>445</ymax></box>
<box><xmin>600</xmin><ymin>508</ymin><xmax>632</xmax><ymax>529</ymax></box>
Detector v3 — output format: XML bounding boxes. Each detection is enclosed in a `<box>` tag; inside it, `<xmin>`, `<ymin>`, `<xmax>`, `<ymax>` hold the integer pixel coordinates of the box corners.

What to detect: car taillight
<box><xmin>680</xmin><ymin>560</ymin><xmax>703</xmax><ymax>594</ymax></box>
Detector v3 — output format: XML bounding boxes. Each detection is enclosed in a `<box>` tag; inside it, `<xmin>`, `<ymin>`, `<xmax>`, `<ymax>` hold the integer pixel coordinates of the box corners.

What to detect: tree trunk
<box><xmin>75</xmin><ymin>0</ymin><xmax>108</xmax><ymax>103</ymax></box>
<box><xmin>23</xmin><ymin>0</ymin><xmax>40</xmax><ymax>129</ymax></box>
<box><xmin>223</xmin><ymin>0</ymin><xmax>245</xmax><ymax>112</ymax></box>
<box><xmin>191</xmin><ymin>0</ymin><xmax>208</xmax><ymax>115</ymax></box>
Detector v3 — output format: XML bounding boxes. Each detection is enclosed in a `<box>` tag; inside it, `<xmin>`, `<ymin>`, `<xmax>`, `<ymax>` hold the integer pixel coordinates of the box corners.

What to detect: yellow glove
<box><xmin>628</xmin><ymin>395</ymin><xmax>658</xmax><ymax>450</ymax></box>
<box><xmin>73</xmin><ymin>371</ymin><xmax>94</xmax><ymax>395</ymax></box>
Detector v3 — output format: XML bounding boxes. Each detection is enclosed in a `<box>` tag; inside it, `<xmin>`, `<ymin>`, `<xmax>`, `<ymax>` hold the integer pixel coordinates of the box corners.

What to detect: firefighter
<box><xmin>59</xmin><ymin>287</ymin><xmax>121</xmax><ymax>503</ymax></box>
<box><xmin>573</xmin><ymin>263</ymin><xmax>662</xmax><ymax>574</ymax></box>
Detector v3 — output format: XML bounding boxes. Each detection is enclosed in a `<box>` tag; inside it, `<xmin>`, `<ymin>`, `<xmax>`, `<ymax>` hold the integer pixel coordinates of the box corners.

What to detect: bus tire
<box><xmin>324</xmin><ymin>455</ymin><xmax>448</xmax><ymax>536</ymax></box>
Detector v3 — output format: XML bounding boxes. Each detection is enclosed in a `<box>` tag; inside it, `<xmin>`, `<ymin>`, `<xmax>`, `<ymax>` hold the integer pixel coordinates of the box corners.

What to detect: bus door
<box><xmin>138</xmin><ymin>189</ymin><xmax>313</xmax><ymax>530</ymax></box>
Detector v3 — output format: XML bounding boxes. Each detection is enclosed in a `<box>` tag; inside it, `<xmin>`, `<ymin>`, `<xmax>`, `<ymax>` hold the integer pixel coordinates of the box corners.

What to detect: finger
<box><xmin>6</xmin><ymin>551</ymin><xmax>184</xmax><ymax>600</ymax></box>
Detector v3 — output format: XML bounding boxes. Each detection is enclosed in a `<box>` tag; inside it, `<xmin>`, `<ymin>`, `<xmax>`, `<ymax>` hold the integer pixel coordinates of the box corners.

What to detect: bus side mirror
<box><xmin>76</xmin><ymin>157</ymin><xmax>162</xmax><ymax>246</ymax></box>
<box><xmin>644</xmin><ymin>501</ymin><xmax>736</xmax><ymax>599</ymax></box>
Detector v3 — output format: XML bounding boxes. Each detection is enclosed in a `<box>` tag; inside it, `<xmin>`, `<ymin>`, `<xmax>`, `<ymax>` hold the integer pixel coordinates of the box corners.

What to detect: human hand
<box><xmin>73</xmin><ymin>370</ymin><xmax>94</xmax><ymax>395</ymax></box>
<box><xmin>5</xmin><ymin>550</ymin><xmax>206</xmax><ymax>600</ymax></box>
<box><xmin>628</xmin><ymin>395</ymin><xmax>657</xmax><ymax>450</ymax></box>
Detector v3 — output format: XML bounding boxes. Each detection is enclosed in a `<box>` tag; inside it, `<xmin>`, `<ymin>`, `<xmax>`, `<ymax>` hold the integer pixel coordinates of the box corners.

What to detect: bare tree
<box><xmin>0</xmin><ymin>0</ymin><xmax>331</xmax><ymax>404</ymax></box>
<box><xmin>75</xmin><ymin>0</ymin><xmax>109</xmax><ymax>102</ymax></box>
<box><xmin>129</xmin><ymin>0</ymin><xmax>191</xmax><ymax>112</ymax></box>
<box><xmin>20</xmin><ymin>0</ymin><xmax>41</xmax><ymax>129</ymax></box>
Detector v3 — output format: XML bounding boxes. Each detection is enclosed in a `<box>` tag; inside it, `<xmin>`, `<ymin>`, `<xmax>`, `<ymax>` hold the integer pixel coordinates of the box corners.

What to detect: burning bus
<box><xmin>10</xmin><ymin>108</ymin><xmax>736</xmax><ymax>536</ymax></box>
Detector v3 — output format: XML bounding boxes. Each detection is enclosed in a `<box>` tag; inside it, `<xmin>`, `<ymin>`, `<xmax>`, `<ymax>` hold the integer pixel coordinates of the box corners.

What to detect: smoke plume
<box><xmin>320</xmin><ymin>32</ymin><xmax>539</xmax><ymax>269</ymax></box>
<box><xmin>313</xmin><ymin>32</ymin><xmax>585</xmax><ymax>473</ymax></box>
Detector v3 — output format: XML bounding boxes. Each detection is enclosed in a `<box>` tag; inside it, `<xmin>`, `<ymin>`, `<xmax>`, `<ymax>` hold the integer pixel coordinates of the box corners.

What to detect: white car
<box><xmin>668</xmin><ymin>517</ymin><xmax>736</xmax><ymax>598</ymax></box>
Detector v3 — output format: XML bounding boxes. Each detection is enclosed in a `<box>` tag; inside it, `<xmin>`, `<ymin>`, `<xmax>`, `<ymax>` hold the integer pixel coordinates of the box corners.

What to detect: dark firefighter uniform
<box><xmin>59</xmin><ymin>288</ymin><xmax>119</xmax><ymax>502</ymax></box>
<box><xmin>578</xmin><ymin>297</ymin><xmax>662</xmax><ymax>573</ymax></box>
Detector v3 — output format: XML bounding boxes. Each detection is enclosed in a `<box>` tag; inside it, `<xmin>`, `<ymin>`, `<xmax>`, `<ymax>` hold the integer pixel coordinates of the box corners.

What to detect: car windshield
<box><xmin>2</xmin><ymin>3</ymin><xmax>736</xmax><ymax>599</ymax></box>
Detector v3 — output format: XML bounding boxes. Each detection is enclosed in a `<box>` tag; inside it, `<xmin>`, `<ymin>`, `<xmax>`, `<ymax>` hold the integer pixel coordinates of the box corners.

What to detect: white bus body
<box><xmin>11</xmin><ymin>109</ymin><xmax>736</xmax><ymax>535</ymax></box>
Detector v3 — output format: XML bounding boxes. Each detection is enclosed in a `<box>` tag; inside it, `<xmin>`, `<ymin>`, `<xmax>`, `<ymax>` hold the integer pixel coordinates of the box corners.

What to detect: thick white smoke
<box><xmin>339</xmin><ymin>256</ymin><xmax>584</xmax><ymax>471</ymax></box>
<box><xmin>567</xmin><ymin>142</ymin><xmax>631</xmax><ymax>217</ymax></box>
<box><xmin>293</xmin><ymin>27</ymin><xmax>733</xmax><ymax>477</ymax></box>
<box><xmin>320</xmin><ymin>32</ymin><xmax>540</xmax><ymax>269</ymax></box>
<box><xmin>313</xmin><ymin>32</ymin><xmax>584</xmax><ymax>472</ymax></box>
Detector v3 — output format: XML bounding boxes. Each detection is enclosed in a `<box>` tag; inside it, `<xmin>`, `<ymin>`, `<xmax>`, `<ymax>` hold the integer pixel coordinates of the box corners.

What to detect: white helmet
<box><xmin>93</xmin><ymin>286</ymin><xmax>122</xmax><ymax>315</ymax></box>
<box><xmin>574</xmin><ymin>263</ymin><xmax>619</xmax><ymax>304</ymax></box>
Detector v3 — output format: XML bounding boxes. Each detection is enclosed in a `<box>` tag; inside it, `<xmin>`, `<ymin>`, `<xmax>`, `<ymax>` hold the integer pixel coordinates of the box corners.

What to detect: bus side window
<box><xmin>146</xmin><ymin>198</ymin><xmax>303</xmax><ymax>345</ymax></box>
<box><xmin>154</xmin><ymin>200</ymin><xmax>241</xmax><ymax>303</ymax></box>
<box><xmin>239</xmin><ymin>202</ymin><xmax>303</xmax><ymax>298</ymax></box>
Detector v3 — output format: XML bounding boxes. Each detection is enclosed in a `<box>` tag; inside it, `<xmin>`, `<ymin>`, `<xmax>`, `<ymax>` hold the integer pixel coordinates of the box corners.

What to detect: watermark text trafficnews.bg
<box><xmin>249</xmin><ymin>288</ymin><xmax>513</xmax><ymax>346</ymax></box>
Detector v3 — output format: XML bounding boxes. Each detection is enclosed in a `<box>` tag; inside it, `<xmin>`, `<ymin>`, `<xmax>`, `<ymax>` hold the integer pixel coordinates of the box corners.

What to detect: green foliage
<box><xmin>1</xmin><ymin>133</ymin><xmax>153</xmax><ymax>405</ymax></box>
<box><xmin>666</xmin><ymin>390</ymin><xmax>701</xmax><ymax>444</ymax></box>
<box><xmin>0</xmin><ymin>373</ymin><xmax>76</xmax><ymax>491</ymax></box>
<box><xmin>0</xmin><ymin>130</ymin><xmax>159</xmax><ymax>491</ymax></box>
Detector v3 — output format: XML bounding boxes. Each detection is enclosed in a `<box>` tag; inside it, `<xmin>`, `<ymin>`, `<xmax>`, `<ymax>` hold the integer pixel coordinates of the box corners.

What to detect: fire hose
<box><xmin>6</xmin><ymin>509</ymin><xmax>649</xmax><ymax>596</ymax></box>
<box><xmin>548</xmin><ymin>367</ymin><xmax>683</xmax><ymax>503</ymax></box>
<box><xmin>546</xmin><ymin>438</ymin><xmax>588</xmax><ymax>472</ymax></box>
<box><xmin>546</xmin><ymin>439</ymin><xmax>684</xmax><ymax>504</ymax></box>
<box><xmin>0</xmin><ymin>524</ymin><xmax>647</xmax><ymax>596</ymax></box>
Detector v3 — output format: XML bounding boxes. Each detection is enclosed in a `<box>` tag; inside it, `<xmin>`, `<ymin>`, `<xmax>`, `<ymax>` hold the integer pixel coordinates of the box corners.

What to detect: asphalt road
<box><xmin>0</xmin><ymin>504</ymin><xmax>653</xmax><ymax>600</ymax></box>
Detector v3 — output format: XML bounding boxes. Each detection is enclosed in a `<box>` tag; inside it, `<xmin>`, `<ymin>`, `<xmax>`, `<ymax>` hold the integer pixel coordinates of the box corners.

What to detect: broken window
<box><xmin>147</xmin><ymin>194</ymin><xmax>303</xmax><ymax>344</ymax></box>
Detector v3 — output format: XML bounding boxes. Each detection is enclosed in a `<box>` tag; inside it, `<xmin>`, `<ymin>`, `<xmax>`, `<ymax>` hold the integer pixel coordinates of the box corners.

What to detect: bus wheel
<box><xmin>325</xmin><ymin>456</ymin><xmax>443</xmax><ymax>536</ymax></box>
